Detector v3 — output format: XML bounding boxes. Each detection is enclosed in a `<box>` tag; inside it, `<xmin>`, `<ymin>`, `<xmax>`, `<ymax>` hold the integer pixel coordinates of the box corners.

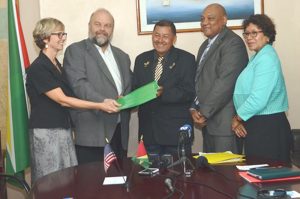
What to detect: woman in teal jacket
<box><xmin>232</xmin><ymin>14</ymin><xmax>292</xmax><ymax>163</ymax></box>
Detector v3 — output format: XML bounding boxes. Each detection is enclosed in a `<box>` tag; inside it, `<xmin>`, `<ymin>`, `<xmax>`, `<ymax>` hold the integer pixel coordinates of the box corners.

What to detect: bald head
<box><xmin>204</xmin><ymin>3</ymin><xmax>227</xmax><ymax>17</ymax></box>
<box><xmin>200</xmin><ymin>3</ymin><xmax>227</xmax><ymax>38</ymax></box>
<box><xmin>89</xmin><ymin>8</ymin><xmax>114</xmax><ymax>26</ymax></box>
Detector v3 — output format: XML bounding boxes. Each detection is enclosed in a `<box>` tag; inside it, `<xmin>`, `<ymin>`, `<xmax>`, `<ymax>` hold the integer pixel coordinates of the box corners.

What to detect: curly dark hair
<box><xmin>242</xmin><ymin>14</ymin><xmax>276</xmax><ymax>45</ymax></box>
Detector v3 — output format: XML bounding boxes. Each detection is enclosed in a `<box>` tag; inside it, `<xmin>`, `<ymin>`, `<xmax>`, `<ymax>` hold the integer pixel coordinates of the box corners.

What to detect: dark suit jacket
<box><xmin>193</xmin><ymin>27</ymin><xmax>248</xmax><ymax>139</ymax></box>
<box><xmin>63</xmin><ymin>39</ymin><xmax>132</xmax><ymax>149</ymax></box>
<box><xmin>133</xmin><ymin>47</ymin><xmax>196</xmax><ymax>146</ymax></box>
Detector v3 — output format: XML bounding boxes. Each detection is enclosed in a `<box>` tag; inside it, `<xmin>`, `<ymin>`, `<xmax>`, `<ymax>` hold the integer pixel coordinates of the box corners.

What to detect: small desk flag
<box><xmin>131</xmin><ymin>140</ymin><xmax>151</xmax><ymax>169</ymax></box>
<box><xmin>104</xmin><ymin>144</ymin><xmax>117</xmax><ymax>173</ymax></box>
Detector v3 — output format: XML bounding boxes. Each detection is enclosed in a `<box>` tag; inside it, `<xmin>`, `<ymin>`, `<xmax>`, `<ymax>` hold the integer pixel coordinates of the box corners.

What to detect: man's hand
<box><xmin>190</xmin><ymin>109</ymin><xmax>207</xmax><ymax>128</ymax></box>
<box><xmin>156</xmin><ymin>86</ymin><xmax>163</xmax><ymax>97</ymax></box>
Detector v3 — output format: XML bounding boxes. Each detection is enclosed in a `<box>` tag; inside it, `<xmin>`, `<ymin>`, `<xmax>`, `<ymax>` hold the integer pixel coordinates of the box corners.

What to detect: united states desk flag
<box><xmin>5</xmin><ymin>0</ymin><xmax>30</xmax><ymax>180</ymax></box>
<box><xmin>104</xmin><ymin>144</ymin><xmax>117</xmax><ymax>173</ymax></box>
<box><xmin>131</xmin><ymin>139</ymin><xmax>151</xmax><ymax>169</ymax></box>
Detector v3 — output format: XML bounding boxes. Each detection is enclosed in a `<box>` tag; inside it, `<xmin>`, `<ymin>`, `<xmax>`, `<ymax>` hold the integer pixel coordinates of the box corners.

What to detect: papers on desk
<box><xmin>103</xmin><ymin>176</ymin><xmax>127</xmax><ymax>185</ymax></box>
<box><xmin>236</xmin><ymin>164</ymin><xmax>269</xmax><ymax>171</ymax></box>
<box><xmin>194</xmin><ymin>151</ymin><xmax>245</xmax><ymax>164</ymax></box>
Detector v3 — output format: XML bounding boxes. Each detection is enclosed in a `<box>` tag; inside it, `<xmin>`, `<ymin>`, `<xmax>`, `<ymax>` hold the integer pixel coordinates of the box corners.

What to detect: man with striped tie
<box><xmin>133</xmin><ymin>20</ymin><xmax>196</xmax><ymax>157</ymax></box>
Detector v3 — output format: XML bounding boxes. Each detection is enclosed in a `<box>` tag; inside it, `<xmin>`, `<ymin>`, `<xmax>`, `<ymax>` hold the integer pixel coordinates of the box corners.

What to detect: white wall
<box><xmin>33</xmin><ymin>0</ymin><xmax>300</xmax><ymax>130</ymax></box>
<box><xmin>7</xmin><ymin>1</ymin><xmax>299</xmax><ymax>198</ymax></box>
<box><xmin>18</xmin><ymin>0</ymin><xmax>300</xmax><ymax>155</ymax></box>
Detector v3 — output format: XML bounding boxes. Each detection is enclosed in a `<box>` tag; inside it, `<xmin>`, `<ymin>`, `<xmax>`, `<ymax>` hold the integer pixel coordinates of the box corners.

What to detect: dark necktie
<box><xmin>154</xmin><ymin>56</ymin><xmax>164</xmax><ymax>81</ymax></box>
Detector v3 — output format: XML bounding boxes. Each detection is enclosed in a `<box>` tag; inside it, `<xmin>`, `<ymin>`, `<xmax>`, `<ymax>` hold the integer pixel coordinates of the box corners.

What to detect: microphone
<box><xmin>196</xmin><ymin>156</ymin><xmax>215</xmax><ymax>171</ymax></box>
<box><xmin>164</xmin><ymin>178</ymin><xmax>175</xmax><ymax>193</ymax></box>
<box><xmin>178</xmin><ymin>124</ymin><xmax>192</xmax><ymax>144</ymax></box>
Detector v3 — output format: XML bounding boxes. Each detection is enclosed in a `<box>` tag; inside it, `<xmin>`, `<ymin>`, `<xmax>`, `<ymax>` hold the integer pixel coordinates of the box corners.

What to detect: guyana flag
<box><xmin>131</xmin><ymin>139</ymin><xmax>151</xmax><ymax>169</ymax></box>
<box><xmin>5</xmin><ymin>0</ymin><xmax>30</xmax><ymax>177</ymax></box>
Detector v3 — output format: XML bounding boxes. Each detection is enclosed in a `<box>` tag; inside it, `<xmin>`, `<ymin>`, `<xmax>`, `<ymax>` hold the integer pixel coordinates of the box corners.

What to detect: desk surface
<box><xmin>29</xmin><ymin>158</ymin><xmax>300</xmax><ymax>199</ymax></box>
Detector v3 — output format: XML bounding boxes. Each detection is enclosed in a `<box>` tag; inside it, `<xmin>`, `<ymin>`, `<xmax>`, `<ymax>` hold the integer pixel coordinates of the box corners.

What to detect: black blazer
<box><xmin>133</xmin><ymin>47</ymin><xmax>196</xmax><ymax>145</ymax></box>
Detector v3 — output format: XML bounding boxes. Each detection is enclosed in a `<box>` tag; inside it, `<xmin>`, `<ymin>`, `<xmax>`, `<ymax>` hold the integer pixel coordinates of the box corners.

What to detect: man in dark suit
<box><xmin>190</xmin><ymin>4</ymin><xmax>248</xmax><ymax>153</ymax></box>
<box><xmin>133</xmin><ymin>20</ymin><xmax>196</xmax><ymax>156</ymax></box>
<box><xmin>63</xmin><ymin>8</ymin><xmax>132</xmax><ymax>164</ymax></box>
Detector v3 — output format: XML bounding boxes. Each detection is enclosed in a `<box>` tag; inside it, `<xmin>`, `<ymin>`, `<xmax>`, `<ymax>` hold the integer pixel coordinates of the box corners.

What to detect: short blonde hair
<box><xmin>33</xmin><ymin>18</ymin><xmax>64</xmax><ymax>49</ymax></box>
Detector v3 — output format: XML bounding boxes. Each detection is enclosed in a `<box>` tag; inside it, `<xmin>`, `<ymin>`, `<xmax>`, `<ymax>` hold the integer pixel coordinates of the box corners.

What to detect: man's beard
<box><xmin>92</xmin><ymin>35</ymin><xmax>110</xmax><ymax>47</ymax></box>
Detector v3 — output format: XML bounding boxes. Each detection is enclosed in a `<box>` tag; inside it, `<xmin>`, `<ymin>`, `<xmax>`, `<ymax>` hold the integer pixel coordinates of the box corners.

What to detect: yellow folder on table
<box><xmin>194</xmin><ymin>151</ymin><xmax>245</xmax><ymax>164</ymax></box>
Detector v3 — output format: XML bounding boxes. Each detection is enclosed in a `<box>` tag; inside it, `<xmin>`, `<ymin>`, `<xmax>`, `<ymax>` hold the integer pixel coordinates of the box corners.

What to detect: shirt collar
<box><xmin>94</xmin><ymin>43</ymin><xmax>112</xmax><ymax>55</ymax></box>
<box><xmin>208</xmin><ymin>34</ymin><xmax>219</xmax><ymax>45</ymax></box>
<box><xmin>154</xmin><ymin>46</ymin><xmax>174</xmax><ymax>61</ymax></box>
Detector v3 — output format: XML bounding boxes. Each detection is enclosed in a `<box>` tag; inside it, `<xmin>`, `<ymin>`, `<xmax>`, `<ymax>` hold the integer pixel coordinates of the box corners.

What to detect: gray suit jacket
<box><xmin>194</xmin><ymin>27</ymin><xmax>248</xmax><ymax>137</ymax></box>
<box><xmin>63</xmin><ymin>39</ymin><xmax>132</xmax><ymax>149</ymax></box>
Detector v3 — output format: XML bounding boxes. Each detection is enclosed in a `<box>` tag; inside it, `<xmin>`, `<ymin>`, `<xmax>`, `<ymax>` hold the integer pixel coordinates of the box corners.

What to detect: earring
<box><xmin>45</xmin><ymin>44</ymin><xmax>49</xmax><ymax>49</ymax></box>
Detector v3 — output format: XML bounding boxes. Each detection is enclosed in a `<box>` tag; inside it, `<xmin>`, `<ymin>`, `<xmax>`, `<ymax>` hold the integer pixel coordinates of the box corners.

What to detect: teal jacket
<box><xmin>233</xmin><ymin>44</ymin><xmax>288</xmax><ymax>121</ymax></box>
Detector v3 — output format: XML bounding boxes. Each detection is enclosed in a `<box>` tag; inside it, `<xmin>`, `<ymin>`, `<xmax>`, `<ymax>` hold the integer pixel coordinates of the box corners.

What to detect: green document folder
<box><xmin>117</xmin><ymin>81</ymin><xmax>159</xmax><ymax>110</ymax></box>
<box><xmin>247</xmin><ymin>167</ymin><xmax>300</xmax><ymax>180</ymax></box>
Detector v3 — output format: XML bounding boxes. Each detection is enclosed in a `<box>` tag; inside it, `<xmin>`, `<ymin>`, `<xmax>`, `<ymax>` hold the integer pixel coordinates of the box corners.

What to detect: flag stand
<box><xmin>113</xmin><ymin>158</ymin><xmax>129</xmax><ymax>190</ymax></box>
<box><xmin>124</xmin><ymin>163</ymin><xmax>136</xmax><ymax>192</ymax></box>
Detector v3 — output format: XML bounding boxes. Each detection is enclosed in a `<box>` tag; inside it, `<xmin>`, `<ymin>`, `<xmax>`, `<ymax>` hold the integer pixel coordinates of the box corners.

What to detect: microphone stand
<box><xmin>167</xmin><ymin>141</ymin><xmax>195</xmax><ymax>176</ymax></box>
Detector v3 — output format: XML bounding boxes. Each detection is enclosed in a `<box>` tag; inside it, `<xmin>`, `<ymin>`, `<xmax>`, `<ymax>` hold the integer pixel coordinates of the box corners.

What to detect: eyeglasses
<box><xmin>51</xmin><ymin>32</ymin><xmax>67</xmax><ymax>39</ymax></box>
<box><xmin>242</xmin><ymin>31</ymin><xmax>263</xmax><ymax>39</ymax></box>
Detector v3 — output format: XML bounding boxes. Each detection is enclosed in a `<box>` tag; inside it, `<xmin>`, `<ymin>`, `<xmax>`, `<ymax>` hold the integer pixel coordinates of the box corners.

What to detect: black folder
<box><xmin>247</xmin><ymin>167</ymin><xmax>300</xmax><ymax>180</ymax></box>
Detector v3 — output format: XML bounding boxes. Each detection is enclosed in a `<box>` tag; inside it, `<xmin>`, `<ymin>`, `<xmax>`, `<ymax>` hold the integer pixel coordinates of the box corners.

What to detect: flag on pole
<box><xmin>131</xmin><ymin>140</ymin><xmax>151</xmax><ymax>169</ymax></box>
<box><xmin>104</xmin><ymin>144</ymin><xmax>117</xmax><ymax>173</ymax></box>
<box><xmin>5</xmin><ymin>0</ymin><xmax>30</xmax><ymax>177</ymax></box>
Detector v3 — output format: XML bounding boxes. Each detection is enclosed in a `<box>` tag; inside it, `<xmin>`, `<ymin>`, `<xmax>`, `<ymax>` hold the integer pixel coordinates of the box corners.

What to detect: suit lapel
<box><xmin>85</xmin><ymin>40</ymin><xmax>117</xmax><ymax>90</ymax></box>
<box><xmin>141</xmin><ymin>51</ymin><xmax>156</xmax><ymax>82</ymax></box>
<box><xmin>196</xmin><ymin>40</ymin><xmax>209</xmax><ymax>77</ymax></box>
<box><xmin>111</xmin><ymin>46</ymin><xmax>126</xmax><ymax>94</ymax></box>
<box><xmin>159</xmin><ymin>48</ymin><xmax>177</xmax><ymax>84</ymax></box>
<box><xmin>196</xmin><ymin>28</ymin><xmax>228</xmax><ymax>77</ymax></box>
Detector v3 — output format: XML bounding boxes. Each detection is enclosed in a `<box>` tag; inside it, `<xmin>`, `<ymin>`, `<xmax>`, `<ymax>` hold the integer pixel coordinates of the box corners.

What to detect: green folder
<box><xmin>117</xmin><ymin>81</ymin><xmax>159</xmax><ymax>110</ymax></box>
<box><xmin>247</xmin><ymin>167</ymin><xmax>300</xmax><ymax>180</ymax></box>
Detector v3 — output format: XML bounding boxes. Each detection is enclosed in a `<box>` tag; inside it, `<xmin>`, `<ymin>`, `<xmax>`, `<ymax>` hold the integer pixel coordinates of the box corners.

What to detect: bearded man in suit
<box><xmin>64</xmin><ymin>8</ymin><xmax>132</xmax><ymax>164</ymax></box>
<box><xmin>190</xmin><ymin>4</ymin><xmax>248</xmax><ymax>153</ymax></box>
<box><xmin>133</xmin><ymin>20</ymin><xmax>196</xmax><ymax>156</ymax></box>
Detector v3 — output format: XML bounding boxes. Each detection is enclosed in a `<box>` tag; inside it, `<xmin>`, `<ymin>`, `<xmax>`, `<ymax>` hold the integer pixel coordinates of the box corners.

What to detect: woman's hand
<box><xmin>101</xmin><ymin>99</ymin><xmax>120</xmax><ymax>113</ymax></box>
<box><xmin>232</xmin><ymin>116</ymin><xmax>247</xmax><ymax>137</ymax></box>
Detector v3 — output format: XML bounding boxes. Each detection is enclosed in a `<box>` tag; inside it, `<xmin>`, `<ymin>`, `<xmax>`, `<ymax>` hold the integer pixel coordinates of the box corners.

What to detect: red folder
<box><xmin>239</xmin><ymin>172</ymin><xmax>300</xmax><ymax>183</ymax></box>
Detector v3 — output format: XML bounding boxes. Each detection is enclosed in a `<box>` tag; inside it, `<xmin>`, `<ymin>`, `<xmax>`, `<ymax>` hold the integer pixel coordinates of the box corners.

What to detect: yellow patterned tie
<box><xmin>154</xmin><ymin>56</ymin><xmax>164</xmax><ymax>81</ymax></box>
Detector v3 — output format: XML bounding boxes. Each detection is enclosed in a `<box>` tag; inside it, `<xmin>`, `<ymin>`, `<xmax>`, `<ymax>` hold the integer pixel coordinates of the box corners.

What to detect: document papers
<box><xmin>103</xmin><ymin>176</ymin><xmax>127</xmax><ymax>185</ymax></box>
<box><xmin>236</xmin><ymin>164</ymin><xmax>269</xmax><ymax>171</ymax></box>
<box><xmin>117</xmin><ymin>81</ymin><xmax>159</xmax><ymax>110</ymax></box>
<box><xmin>194</xmin><ymin>151</ymin><xmax>245</xmax><ymax>164</ymax></box>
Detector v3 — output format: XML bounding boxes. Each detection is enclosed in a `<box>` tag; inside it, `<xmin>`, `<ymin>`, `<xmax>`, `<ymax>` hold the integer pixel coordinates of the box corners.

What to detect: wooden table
<box><xmin>29</xmin><ymin>157</ymin><xmax>300</xmax><ymax>199</ymax></box>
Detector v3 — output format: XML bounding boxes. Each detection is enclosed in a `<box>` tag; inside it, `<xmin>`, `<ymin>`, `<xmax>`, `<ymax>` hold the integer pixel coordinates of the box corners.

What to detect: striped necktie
<box><xmin>154</xmin><ymin>56</ymin><xmax>164</xmax><ymax>81</ymax></box>
<box><xmin>199</xmin><ymin>40</ymin><xmax>212</xmax><ymax>64</ymax></box>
